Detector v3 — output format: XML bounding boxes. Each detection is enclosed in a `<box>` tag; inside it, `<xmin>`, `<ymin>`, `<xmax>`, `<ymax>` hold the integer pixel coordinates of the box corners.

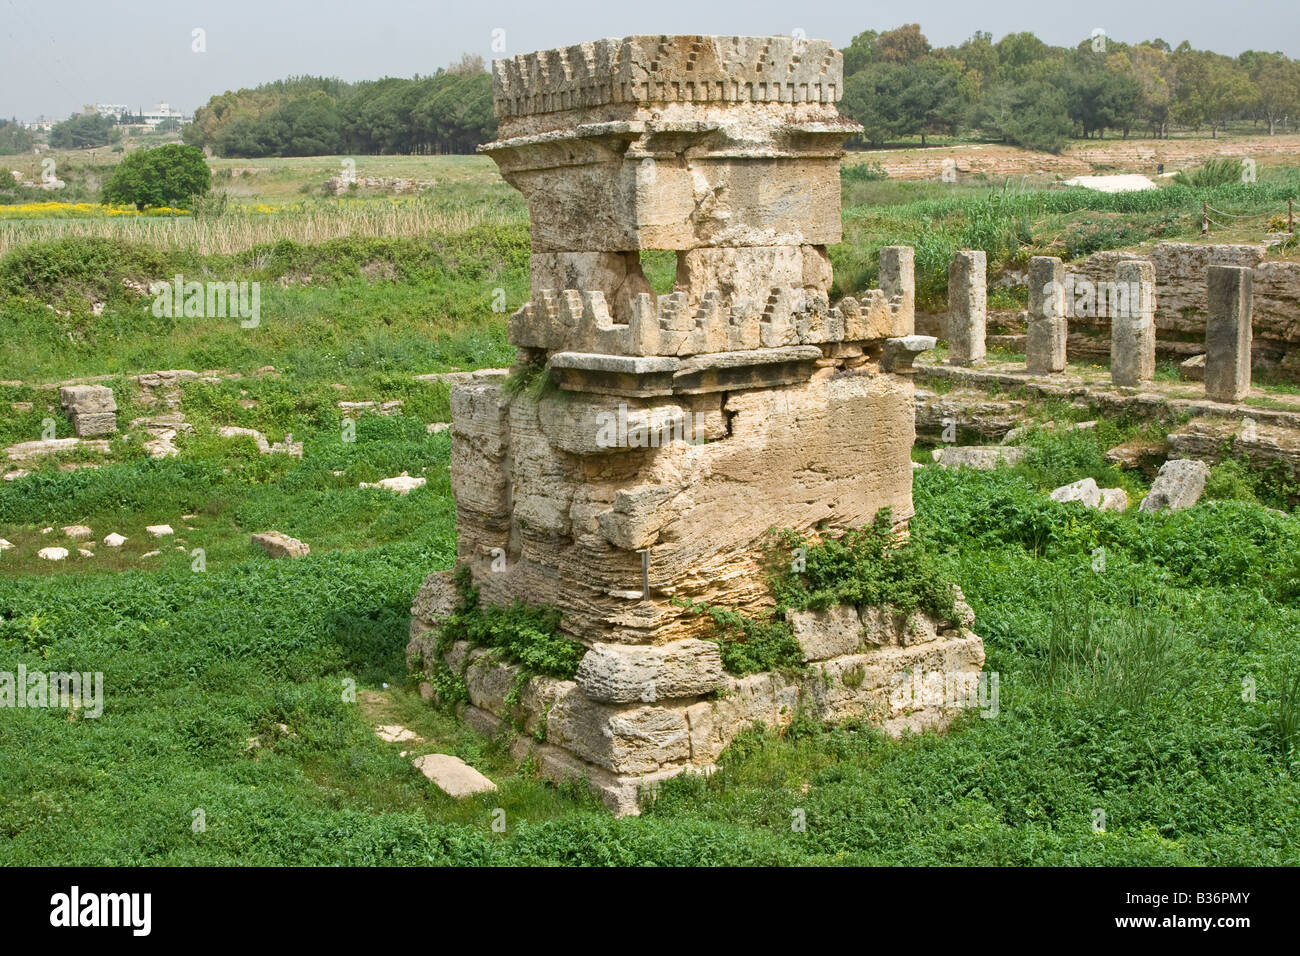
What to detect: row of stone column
<box><xmin>944</xmin><ymin>250</ymin><xmax>1254</xmax><ymax>402</ymax></box>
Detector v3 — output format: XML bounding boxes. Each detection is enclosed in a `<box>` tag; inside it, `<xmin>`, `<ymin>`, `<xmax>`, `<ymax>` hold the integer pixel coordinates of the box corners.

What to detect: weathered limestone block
<box><xmin>1049</xmin><ymin>477</ymin><xmax>1102</xmax><ymax>508</ymax></box>
<box><xmin>1026</xmin><ymin>256</ymin><xmax>1067</xmax><ymax>374</ymax></box>
<box><xmin>947</xmin><ymin>250</ymin><xmax>987</xmax><ymax>365</ymax></box>
<box><xmin>251</xmin><ymin>531</ymin><xmax>309</xmax><ymax>558</ymax></box>
<box><xmin>545</xmin><ymin>689</ymin><xmax>691</xmax><ymax>775</ymax></box>
<box><xmin>674</xmin><ymin>246</ymin><xmax>834</xmax><ymax>310</ymax></box>
<box><xmin>1111</xmin><ymin>260</ymin><xmax>1156</xmax><ymax>387</ymax></box>
<box><xmin>412</xmin><ymin>569</ymin><xmax>458</xmax><ymax>625</ymax></box>
<box><xmin>575</xmin><ymin>639</ymin><xmax>724</xmax><ymax>703</ymax></box>
<box><xmin>1204</xmin><ymin>265</ymin><xmax>1253</xmax><ymax>403</ymax></box>
<box><xmin>1139</xmin><ymin>458</ymin><xmax>1208</xmax><ymax>512</ymax></box>
<box><xmin>537</xmin><ymin>391</ymin><xmax>725</xmax><ymax>455</ymax></box>
<box><xmin>914</xmin><ymin>388</ymin><xmax>1029</xmax><ymax>442</ymax></box>
<box><xmin>1180</xmin><ymin>354</ymin><xmax>1206</xmax><ymax>381</ymax></box>
<box><xmin>449</xmin><ymin>379</ymin><xmax>513</xmax><ymax>560</ymax></box>
<box><xmin>1167</xmin><ymin>416</ymin><xmax>1300</xmax><ymax>482</ymax></box>
<box><xmin>788</xmin><ymin>605</ymin><xmax>864</xmax><ymax>662</ymax></box>
<box><xmin>529</xmin><ymin>251</ymin><xmax>656</xmax><ymax>320</ymax></box>
<box><xmin>59</xmin><ymin>384</ymin><xmax>117</xmax><ymax>437</ymax></box>
<box><xmin>932</xmin><ymin>445</ymin><xmax>1028</xmax><ymax>470</ymax></box>
<box><xmin>1099</xmin><ymin>487</ymin><xmax>1128</xmax><ymax>512</ymax></box>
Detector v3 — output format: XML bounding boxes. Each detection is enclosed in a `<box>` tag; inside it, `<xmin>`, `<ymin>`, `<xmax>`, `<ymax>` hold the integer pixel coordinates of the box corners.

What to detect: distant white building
<box><xmin>138</xmin><ymin>102</ymin><xmax>188</xmax><ymax>127</ymax></box>
<box><xmin>93</xmin><ymin>103</ymin><xmax>130</xmax><ymax>121</ymax></box>
<box><xmin>89</xmin><ymin>102</ymin><xmax>190</xmax><ymax>127</ymax></box>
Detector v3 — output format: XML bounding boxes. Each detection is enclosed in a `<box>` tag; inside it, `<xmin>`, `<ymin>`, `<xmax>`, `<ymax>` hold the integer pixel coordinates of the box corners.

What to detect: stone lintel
<box><xmin>547</xmin><ymin>346</ymin><xmax>824</xmax><ymax>397</ymax></box>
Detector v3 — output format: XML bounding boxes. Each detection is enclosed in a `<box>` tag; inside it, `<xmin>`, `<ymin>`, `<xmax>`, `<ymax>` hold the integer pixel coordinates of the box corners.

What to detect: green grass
<box><xmin>3</xmin><ymin>453</ymin><xmax>1298</xmax><ymax>864</ymax></box>
<box><xmin>3</xmin><ymin>160</ymin><xmax>1300</xmax><ymax>866</ymax></box>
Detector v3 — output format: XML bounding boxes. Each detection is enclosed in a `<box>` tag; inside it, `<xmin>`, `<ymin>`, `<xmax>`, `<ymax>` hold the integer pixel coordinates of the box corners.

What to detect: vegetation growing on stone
<box><xmin>435</xmin><ymin>565</ymin><xmax>583</xmax><ymax>681</ymax></box>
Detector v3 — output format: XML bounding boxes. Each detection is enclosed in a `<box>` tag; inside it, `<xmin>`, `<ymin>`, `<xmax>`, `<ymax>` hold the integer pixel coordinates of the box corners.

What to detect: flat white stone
<box><xmin>103</xmin><ymin>533</ymin><xmax>127</xmax><ymax>547</ymax></box>
<box><xmin>359</xmin><ymin>473</ymin><xmax>426</xmax><ymax>495</ymax></box>
<box><xmin>145</xmin><ymin>524</ymin><xmax>174</xmax><ymax>537</ymax></box>
<box><xmin>376</xmin><ymin>725</ymin><xmax>421</xmax><ymax>743</ymax></box>
<box><xmin>62</xmin><ymin>525</ymin><xmax>92</xmax><ymax>539</ymax></box>
<box><xmin>38</xmin><ymin>547</ymin><xmax>69</xmax><ymax>561</ymax></box>
<box><xmin>412</xmin><ymin>753</ymin><xmax>497</xmax><ymax>797</ymax></box>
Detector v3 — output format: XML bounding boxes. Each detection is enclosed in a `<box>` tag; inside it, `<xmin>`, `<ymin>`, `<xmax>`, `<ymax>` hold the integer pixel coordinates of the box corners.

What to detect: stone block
<box><xmin>575</xmin><ymin>639</ymin><xmax>724</xmax><ymax>703</ymax></box>
<box><xmin>251</xmin><ymin>531</ymin><xmax>309</xmax><ymax>558</ymax></box>
<box><xmin>1049</xmin><ymin>477</ymin><xmax>1102</xmax><ymax>508</ymax></box>
<box><xmin>1139</xmin><ymin>458</ymin><xmax>1208</xmax><ymax>512</ymax></box>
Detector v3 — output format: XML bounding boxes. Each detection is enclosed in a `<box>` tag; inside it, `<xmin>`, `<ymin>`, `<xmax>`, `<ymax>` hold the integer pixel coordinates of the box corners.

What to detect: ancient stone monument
<box><xmin>408</xmin><ymin>35</ymin><xmax>985</xmax><ymax>813</ymax></box>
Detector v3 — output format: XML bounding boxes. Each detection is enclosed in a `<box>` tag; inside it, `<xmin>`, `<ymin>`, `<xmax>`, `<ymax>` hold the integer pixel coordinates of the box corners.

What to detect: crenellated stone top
<box><xmin>511</xmin><ymin>247</ymin><xmax>914</xmax><ymax>360</ymax></box>
<box><xmin>492</xmin><ymin>35</ymin><xmax>843</xmax><ymax>118</ymax></box>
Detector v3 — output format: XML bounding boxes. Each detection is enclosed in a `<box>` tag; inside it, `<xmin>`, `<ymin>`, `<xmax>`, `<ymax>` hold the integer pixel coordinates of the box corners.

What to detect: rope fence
<box><xmin>1200</xmin><ymin>198</ymin><xmax>1295</xmax><ymax>236</ymax></box>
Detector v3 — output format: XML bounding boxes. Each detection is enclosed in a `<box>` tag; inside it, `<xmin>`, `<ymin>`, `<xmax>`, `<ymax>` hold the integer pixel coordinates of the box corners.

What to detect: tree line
<box><xmin>840</xmin><ymin>24</ymin><xmax>1300</xmax><ymax>152</ymax></box>
<box><xmin>109</xmin><ymin>30</ymin><xmax>1300</xmax><ymax>160</ymax></box>
<box><xmin>181</xmin><ymin>55</ymin><xmax>494</xmax><ymax>158</ymax></box>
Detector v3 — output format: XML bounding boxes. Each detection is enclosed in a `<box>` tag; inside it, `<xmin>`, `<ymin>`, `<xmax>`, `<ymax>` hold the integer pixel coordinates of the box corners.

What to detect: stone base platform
<box><xmin>408</xmin><ymin>573</ymin><xmax>986</xmax><ymax>815</ymax></box>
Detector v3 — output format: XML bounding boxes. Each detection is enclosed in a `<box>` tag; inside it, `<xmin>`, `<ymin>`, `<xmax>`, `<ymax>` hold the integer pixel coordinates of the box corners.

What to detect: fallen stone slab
<box><xmin>38</xmin><ymin>547</ymin><xmax>69</xmax><ymax>561</ymax></box>
<box><xmin>376</xmin><ymin>725</ymin><xmax>422</xmax><ymax>743</ymax></box>
<box><xmin>61</xmin><ymin>525</ymin><xmax>93</xmax><ymax>540</ymax></box>
<box><xmin>251</xmin><ymin>531</ymin><xmax>309</xmax><ymax>558</ymax></box>
<box><xmin>103</xmin><ymin>533</ymin><xmax>127</xmax><ymax>548</ymax></box>
<box><xmin>360</xmin><ymin>472</ymin><xmax>426</xmax><ymax>495</ymax></box>
<box><xmin>1167</xmin><ymin>416</ymin><xmax>1300</xmax><ymax>481</ymax></box>
<box><xmin>1049</xmin><ymin>477</ymin><xmax>1102</xmax><ymax>508</ymax></box>
<box><xmin>146</xmin><ymin>524</ymin><xmax>174</xmax><ymax>537</ymax></box>
<box><xmin>1140</xmin><ymin>458</ymin><xmax>1208</xmax><ymax>512</ymax></box>
<box><xmin>0</xmin><ymin>539</ymin><xmax>14</xmax><ymax>551</ymax></box>
<box><xmin>141</xmin><ymin>550</ymin><xmax>161</xmax><ymax>558</ymax></box>
<box><xmin>77</xmin><ymin>549</ymin><xmax>94</xmax><ymax>558</ymax></box>
<box><xmin>412</xmin><ymin>753</ymin><xmax>497</xmax><ymax>798</ymax></box>
<box><xmin>6</xmin><ymin>437</ymin><xmax>110</xmax><ymax>463</ymax></box>
<box><xmin>932</xmin><ymin>445</ymin><xmax>1028</xmax><ymax>470</ymax></box>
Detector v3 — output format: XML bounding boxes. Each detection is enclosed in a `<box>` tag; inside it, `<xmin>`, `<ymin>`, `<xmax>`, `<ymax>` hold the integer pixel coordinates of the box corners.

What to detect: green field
<box><xmin>2</xmin><ymin>154</ymin><xmax>1299</xmax><ymax>865</ymax></box>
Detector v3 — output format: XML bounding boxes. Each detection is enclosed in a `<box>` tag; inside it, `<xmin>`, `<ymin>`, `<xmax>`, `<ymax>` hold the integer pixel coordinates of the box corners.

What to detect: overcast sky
<box><xmin>4</xmin><ymin>0</ymin><xmax>1299</xmax><ymax>120</ymax></box>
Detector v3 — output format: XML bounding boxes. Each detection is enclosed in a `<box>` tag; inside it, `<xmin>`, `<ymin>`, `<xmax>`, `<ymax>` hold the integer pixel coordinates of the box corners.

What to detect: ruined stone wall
<box><xmin>850</xmin><ymin>136</ymin><xmax>1300</xmax><ymax>182</ymax></box>
<box><xmin>1070</xmin><ymin>243</ymin><xmax>1300</xmax><ymax>373</ymax></box>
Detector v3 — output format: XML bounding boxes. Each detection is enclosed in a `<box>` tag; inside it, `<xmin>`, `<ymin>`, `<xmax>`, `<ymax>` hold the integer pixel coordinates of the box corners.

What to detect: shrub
<box><xmin>101</xmin><ymin>144</ymin><xmax>211</xmax><ymax>210</ymax></box>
